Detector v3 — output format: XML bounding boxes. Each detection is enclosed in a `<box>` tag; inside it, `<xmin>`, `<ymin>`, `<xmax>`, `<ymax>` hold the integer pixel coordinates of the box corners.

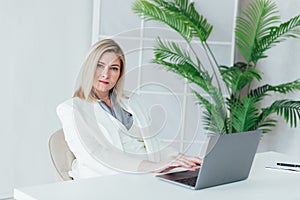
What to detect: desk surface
<box><xmin>14</xmin><ymin>152</ymin><xmax>300</xmax><ymax>200</ymax></box>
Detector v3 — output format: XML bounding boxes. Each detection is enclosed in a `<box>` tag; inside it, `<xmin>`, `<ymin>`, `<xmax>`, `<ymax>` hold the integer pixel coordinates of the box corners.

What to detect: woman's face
<box><xmin>93</xmin><ymin>51</ymin><xmax>121</xmax><ymax>96</ymax></box>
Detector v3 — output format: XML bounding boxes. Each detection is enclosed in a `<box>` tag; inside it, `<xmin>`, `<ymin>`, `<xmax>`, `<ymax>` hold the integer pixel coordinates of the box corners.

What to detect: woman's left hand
<box><xmin>155</xmin><ymin>153</ymin><xmax>202</xmax><ymax>173</ymax></box>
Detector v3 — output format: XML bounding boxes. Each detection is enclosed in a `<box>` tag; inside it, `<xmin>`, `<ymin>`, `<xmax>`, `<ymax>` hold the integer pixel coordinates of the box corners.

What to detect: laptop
<box><xmin>156</xmin><ymin>130</ymin><xmax>262</xmax><ymax>190</ymax></box>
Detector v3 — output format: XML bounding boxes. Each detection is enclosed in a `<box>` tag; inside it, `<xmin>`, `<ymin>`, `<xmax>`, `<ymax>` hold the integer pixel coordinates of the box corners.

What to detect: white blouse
<box><xmin>56</xmin><ymin>94</ymin><xmax>169</xmax><ymax>179</ymax></box>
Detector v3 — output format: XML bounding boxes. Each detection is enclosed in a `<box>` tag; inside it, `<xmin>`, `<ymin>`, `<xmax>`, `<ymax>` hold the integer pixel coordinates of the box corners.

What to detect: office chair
<box><xmin>48</xmin><ymin>129</ymin><xmax>75</xmax><ymax>181</ymax></box>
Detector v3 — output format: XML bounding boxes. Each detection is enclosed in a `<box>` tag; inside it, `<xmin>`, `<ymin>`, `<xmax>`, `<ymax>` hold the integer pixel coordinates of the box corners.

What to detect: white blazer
<box><xmin>56</xmin><ymin>95</ymin><xmax>167</xmax><ymax>179</ymax></box>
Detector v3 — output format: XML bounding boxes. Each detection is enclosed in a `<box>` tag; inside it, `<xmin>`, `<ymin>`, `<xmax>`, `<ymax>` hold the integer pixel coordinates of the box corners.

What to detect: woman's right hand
<box><xmin>139</xmin><ymin>153</ymin><xmax>202</xmax><ymax>173</ymax></box>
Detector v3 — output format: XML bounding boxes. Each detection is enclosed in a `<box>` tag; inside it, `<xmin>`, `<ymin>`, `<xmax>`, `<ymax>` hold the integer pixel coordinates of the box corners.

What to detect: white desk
<box><xmin>14</xmin><ymin>152</ymin><xmax>300</xmax><ymax>200</ymax></box>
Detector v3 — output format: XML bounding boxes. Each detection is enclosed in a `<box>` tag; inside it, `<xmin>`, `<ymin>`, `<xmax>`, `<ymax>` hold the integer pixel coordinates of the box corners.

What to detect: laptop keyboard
<box><xmin>175</xmin><ymin>176</ymin><xmax>198</xmax><ymax>186</ymax></box>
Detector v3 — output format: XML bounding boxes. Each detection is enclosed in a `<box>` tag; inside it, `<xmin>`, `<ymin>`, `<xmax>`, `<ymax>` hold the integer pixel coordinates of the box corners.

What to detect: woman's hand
<box><xmin>139</xmin><ymin>153</ymin><xmax>202</xmax><ymax>173</ymax></box>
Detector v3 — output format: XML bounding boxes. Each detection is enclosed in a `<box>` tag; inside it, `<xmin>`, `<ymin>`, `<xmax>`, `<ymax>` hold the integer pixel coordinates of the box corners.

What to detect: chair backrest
<box><xmin>48</xmin><ymin>129</ymin><xmax>75</xmax><ymax>181</ymax></box>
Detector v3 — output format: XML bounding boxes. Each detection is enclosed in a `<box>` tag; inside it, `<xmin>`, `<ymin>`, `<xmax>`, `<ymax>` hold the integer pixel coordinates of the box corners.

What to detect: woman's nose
<box><xmin>101</xmin><ymin>67</ymin><xmax>109</xmax><ymax>78</ymax></box>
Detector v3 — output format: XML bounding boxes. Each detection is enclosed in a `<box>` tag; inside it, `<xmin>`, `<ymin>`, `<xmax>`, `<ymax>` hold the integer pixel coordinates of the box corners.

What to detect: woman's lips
<box><xmin>99</xmin><ymin>80</ymin><xmax>109</xmax><ymax>84</ymax></box>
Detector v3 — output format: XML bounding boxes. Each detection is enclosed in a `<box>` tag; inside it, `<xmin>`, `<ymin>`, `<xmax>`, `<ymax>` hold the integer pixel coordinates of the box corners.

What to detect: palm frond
<box><xmin>229</xmin><ymin>96</ymin><xmax>260</xmax><ymax>132</ymax></box>
<box><xmin>184</xmin><ymin>1</ymin><xmax>213</xmax><ymax>41</ymax></box>
<box><xmin>153</xmin><ymin>38</ymin><xmax>197</xmax><ymax>68</ymax></box>
<box><xmin>151</xmin><ymin>37</ymin><xmax>215</xmax><ymax>93</ymax></box>
<box><xmin>132</xmin><ymin>0</ymin><xmax>193</xmax><ymax>41</ymax></box>
<box><xmin>206</xmin><ymin>85</ymin><xmax>227</xmax><ymax>122</ymax></box>
<box><xmin>253</xmin><ymin>103</ymin><xmax>277</xmax><ymax>133</ymax></box>
<box><xmin>249</xmin><ymin>84</ymin><xmax>271</xmax><ymax>99</ymax></box>
<box><xmin>262</xmin><ymin>100</ymin><xmax>300</xmax><ymax>127</ymax></box>
<box><xmin>151</xmin><ymin>59</ymin><xmax>210</xmax><ymax>92</ymax></box>
<box><xmin>219</xmin><ymin>64</ymin><xmax>262</xmax><ymax>95</ymax></box>
<box><xmin>153</xmin><ymin>0</ymin><xmax>213</xmax><ymax>41</ymax></box>
<box><xmin>254</xmin><ymin>117</ymin><xmax>277</xmax><ymax>133</ymax></box>
<box><xmin>132</xmin><ymin>0</ymin><xmax>213</xmax><ymax>42</ymax></box>
<box><xmin>251</xmin><ymin>15</ymin><xmax>300</xmax><ymax>63</ymax></box>
<box><xmin>249</xmin><ymin>79</ymin><xmax>300</xmax><ymax>98</ymax></box>
<box><xmin>153</xmin><ymin>40</ymin><xmax>229</xmax><ymax>132</ymax></box>
<box><xmin>235</xmin><ymin>0</ymin><xmax>280</xmax><ymax>63</ymax></box>
<box><xmin>193</xmin><ymin>91</ymin><xmax>227</xmax><ymax>134</ymax></box>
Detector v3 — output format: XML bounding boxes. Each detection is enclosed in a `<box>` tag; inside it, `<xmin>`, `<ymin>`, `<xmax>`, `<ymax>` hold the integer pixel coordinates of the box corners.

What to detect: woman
<box><xmin>57</xmin><ymin>39</ymin><xmax>201</xmax><ymax>179</ymax></box>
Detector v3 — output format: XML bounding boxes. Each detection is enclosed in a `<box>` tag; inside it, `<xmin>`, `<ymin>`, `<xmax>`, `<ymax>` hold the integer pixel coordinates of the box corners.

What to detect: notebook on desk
<box><xmin>156</xmin><ymin>130</ymin><xmax>262</xmax><ymax>190</ymax></box>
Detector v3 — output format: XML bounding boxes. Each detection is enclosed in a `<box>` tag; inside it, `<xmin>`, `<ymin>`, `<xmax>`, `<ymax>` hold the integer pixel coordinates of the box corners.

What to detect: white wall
<box><xmin>0</xmin><ymin>0</ymin><xmax>92</xmax><ymax>197</ymax></box>
<box><xmin>0</xmin><ymin>1</ymin><xmax>15</xmax><ymax>198</ymax></box>
<box><xmin>238</xmin><ymin>0</ymin><xmax>300</xmax><ymax>156</ymax></box>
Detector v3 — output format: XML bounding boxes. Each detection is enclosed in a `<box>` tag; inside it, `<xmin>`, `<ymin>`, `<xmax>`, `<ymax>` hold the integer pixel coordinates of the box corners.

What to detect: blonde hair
<box><xmin>74</xmin><ymin>39</ymin><xmax>126</xmax><ymax>103</ymax></box>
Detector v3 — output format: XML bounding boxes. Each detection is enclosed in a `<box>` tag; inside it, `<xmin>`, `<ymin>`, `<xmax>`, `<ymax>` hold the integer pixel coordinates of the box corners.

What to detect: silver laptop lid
<box><xmin>195</xmin><ymin>130</ymin><xmax>262</xmax><ymax>189</ymax></box>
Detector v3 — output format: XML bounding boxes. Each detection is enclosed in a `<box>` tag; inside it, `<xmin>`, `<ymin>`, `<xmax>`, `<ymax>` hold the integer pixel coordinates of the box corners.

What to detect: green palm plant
<box><xmin>132</xmin><ymin>0</ymin><xmax>300</xmax><ymax>134</ymax></box>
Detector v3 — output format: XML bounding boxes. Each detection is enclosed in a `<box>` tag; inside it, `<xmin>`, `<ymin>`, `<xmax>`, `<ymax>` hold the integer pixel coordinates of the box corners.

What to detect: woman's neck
<box><xmin>94</xmin><ymin>91</ymin><xmax>112</xmax><ymax>108</ymax></box>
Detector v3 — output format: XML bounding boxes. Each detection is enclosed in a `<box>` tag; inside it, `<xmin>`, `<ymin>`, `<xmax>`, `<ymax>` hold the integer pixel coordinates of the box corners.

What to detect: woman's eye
<box><xmin>97</xmin><ymin>64</ymin><xmax>104</xmax><ymax>68</ymax></box>
<box><xmin>111</xmin><ymin>67</ymin><xmax>119</xmax><ymax>71</ymax></box>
